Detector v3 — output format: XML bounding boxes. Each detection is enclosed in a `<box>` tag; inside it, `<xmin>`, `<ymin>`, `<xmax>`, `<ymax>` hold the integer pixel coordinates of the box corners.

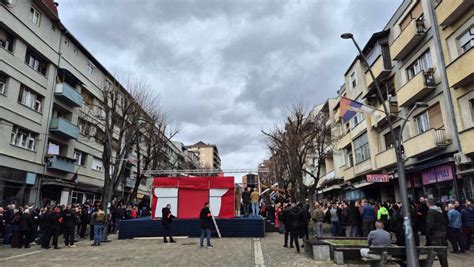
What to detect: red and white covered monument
<box><xmin>151</xmin><ymin>176</ymin><xmax>235</xmax><ymax>219</ymax></box>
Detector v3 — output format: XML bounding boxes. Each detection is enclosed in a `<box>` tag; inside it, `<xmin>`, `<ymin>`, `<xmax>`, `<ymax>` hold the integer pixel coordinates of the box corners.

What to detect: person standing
<box><xmin>250</xmin><ymin>189</ymin><xmax>260</xmax><ymax>217</ymax></box>
<box><xmin>288</xmin><ymin>203</ymin><xmax>303</xmax><ymax>253</ymax></box>
<box><xmin>161</xmin><ymin>204</ymin><xmax>176</xmax><ymax>243</ymax></box>
<box><xmin>340</xmin><ymin>202</ymin><xmax>350</xmax><ymax>237</ymax></box>
<box><xmin>199</xmin><ymin>202</ymin><xmax>213</xmax><ymax>248</ymax></box>
<box><xmin>49</xmin><ymin>207</ymin><xmax>62</xmax><ymax>249</ymax></box>
<box><xmin>377</xmin><ymin>203</ymin><xmax>390</xmax><ymax>230</ymax></box>
<box><xmin>39</xmin><ymin>207</ymin><xmax>52</xmax><ymax>249</ymax></box>
<box><xmin>312</xmin><ymin>203</ymin><xmax>325</xmax><ymax>238</ymax></box>
<box><xmin>426</xmin><ymin>199</ymin><xmax>448</xmax><ymax>267</ymax></box>
<box><xmin>347</xmin><ymin>200</ymin><xmax>360</xmax><ymax>237</ymax></box>
<box><xmin>328</xmin><ymin>203</ymin><xmax>341</xmax><ymax>237</ymax></box>
<box><xmin>18</xmin><ymin>209</ymin><xmax>33</xmax><ymax>248</ymax></box>
<box><xmin>281</xmin><ymin>204</ymin><xmax>292</xmax><ymax>248</ymax></box>
<box><xmin>90</xmin><ymin>207</ymin><xmax>106</xmax><ymax>246</ymax></box>
<box><xmin>242</xmin><ymin>188</ymin><xmax>251</xmax><ymax>217</ymax></box>
<box><xmin>447</xmin><ymin>203</ymin><xmax>465</xmax><ymax>253</ymax></box>
<box><xmin>461</xmin><ymin>200</ymin><xmax>474</xmax><ymax>251</ymax></box>
<box><xmin>360</xmin><ymin>201</ymin><xmax>375</xmax><ymax>237</ymax></box>
<box><xmin>62</xmin><ymin>205</ymin><xmax>77</xmax><ymax>248</ymax></box>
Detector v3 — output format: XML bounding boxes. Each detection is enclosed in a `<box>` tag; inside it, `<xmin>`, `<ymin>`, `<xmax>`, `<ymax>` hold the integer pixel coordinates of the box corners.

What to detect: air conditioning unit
<box><xmin>454</xmin><ymin>152</ymin><xmax>472</xmax><ymax>165</ymax></box>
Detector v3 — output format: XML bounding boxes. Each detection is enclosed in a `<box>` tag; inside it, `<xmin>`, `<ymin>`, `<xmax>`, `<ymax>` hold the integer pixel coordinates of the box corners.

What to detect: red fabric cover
<box><xmin>151</xmin><ymin>188</ymin><xmax>158</xmax><ymax>220</ymax></box>
<box><xmin>152</xmin><ymin>178</ymin><xmax>179</xmax><ymax>188</ymax></box>
<box><xmin>152</xmin><ymin>176</ymin><xmax>235</xmax><ymax>219</ymax></box>
<box><xmin>178</xmin><ymin>189</ymin><xmax>209</xmax><ymax>219</ymax></box>
<box><xmin>218</xmin><ymin>187</ymin><xmax>235</xmax><ymax>218</ymax></box>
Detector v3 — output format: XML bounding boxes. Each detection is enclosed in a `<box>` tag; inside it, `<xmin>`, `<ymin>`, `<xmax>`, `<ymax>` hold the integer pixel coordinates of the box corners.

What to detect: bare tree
<box><xmin>262</xmin><ymin>103</ymin><xmax>331</xmax><ymax>203</ymax></box>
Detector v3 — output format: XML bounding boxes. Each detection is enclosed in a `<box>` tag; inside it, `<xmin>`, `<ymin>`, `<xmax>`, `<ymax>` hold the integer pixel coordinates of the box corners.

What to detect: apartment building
<box><xmin>0</xmin><ymin>0</ymin><xmax>185</xmax><ymax>207</ymax></box>
<box><xmin>186</xmin><ymin>141</ymin><xmax>221</xmax><ymax>170</ymax></box>
<box><xmin>316</xmin><ymin>0</ymin><xmax>472</xmax><ymax>202</ymax></box>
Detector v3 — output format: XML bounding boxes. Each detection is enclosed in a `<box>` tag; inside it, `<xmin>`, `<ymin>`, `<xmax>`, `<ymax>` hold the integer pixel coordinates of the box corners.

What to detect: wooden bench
<box><xmin>367</xmin><ymin>246</ymin><xmax>447</xmax><ymax>267</ymax></box>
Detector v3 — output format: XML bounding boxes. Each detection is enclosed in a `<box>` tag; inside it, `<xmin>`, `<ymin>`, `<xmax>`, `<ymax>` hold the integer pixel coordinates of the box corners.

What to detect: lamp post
<box><xmin>341</xmin><ymin>33</ymin><xmax>419</xmax><ymax>267</ymax></box>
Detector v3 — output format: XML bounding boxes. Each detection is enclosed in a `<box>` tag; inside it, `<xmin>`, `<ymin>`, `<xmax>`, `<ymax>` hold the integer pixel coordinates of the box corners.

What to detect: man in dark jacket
<box><xmin>49</xmin><ymin>207</ymin><xmax>63</xmax><ymax>249</ymax></box>
<box><xmin>79</xmin><ymin>205</ymin><xmax>89</xmax><ymax>238</ymax></box>
<box><xmin>298</xmin><ymin>203</ymin><xmax>310</xmax><ymax>240</ymax></box>
<box><xmin>288</xmin><ymin>203</ymin><xmax>303</xmax><ymax>253</ymax></box>
<box><xmin>347</xmin><ymin>200</ymin><xmax>360</xmax><ymax>237</ymax></box>
<box><xmin>18</xmin><ymin>209</ymin><xmax>33</xmax><ymax>248</ymax></box>
<box><xmin>39</xmin><ymin>207</ymin><xmax>52</xmax><ymax>249</ymax></box>
<box><xmin>426</xmin><ymin>199</ymin><xmax>448</xmax><ymax>267</ymax></box>
<box><xmin>199</xmin><ymin>202</ymin><xmax>213</xmax><ymax>248</ymax></box>
<box><xmin>281</xmin><ymin>204</ymin><xmax>292</xmax><ymax>248</ymax></box>
<box><xmin>62</xmin><ymin>205</ymin><xmax>77</xmax><ymax>247</ymax></box>
<box><xmin>461</xmin><ymin>200</ymin><xmax>474</xmax><ymax>251</ymax></box>
<box><xmin>242</xmin><ymin>188</ymin><xmax>251</xmax><ymax>217</ymax></box>
<box><xmin>161</xmin><ymin>204</ymin><xmax>175</xmax><ymax>243</ymax></box>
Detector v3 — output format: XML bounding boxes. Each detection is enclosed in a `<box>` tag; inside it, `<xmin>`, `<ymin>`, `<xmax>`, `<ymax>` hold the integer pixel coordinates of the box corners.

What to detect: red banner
<box><xmin>367</xmin><ymin>174</ymin><xmax>391</xmax><ymax>183</ymax></box>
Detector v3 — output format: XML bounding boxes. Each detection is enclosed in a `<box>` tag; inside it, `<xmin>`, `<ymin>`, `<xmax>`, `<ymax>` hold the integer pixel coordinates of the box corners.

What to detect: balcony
<box><xmin>337</xmin><ymin>132</ymin><xmax>351</xmax><ymax>150</ymax></box>
<box><xmin>55</xmin><ymin>83</ymin><xmax>83</xmax><ymax>107</ymax></box>
<box><xmin>47</xmin><ymin>154</ymin><xmax>75</xmax><ymax>173</ymax></box>
<box><xmin>397</xmin><ymin>71</ymin><xmax>436</xmax><ymax>107</ymax></box>
<box><xmin>437</xmin><ymin>0</ymin><xmax>474</xmax><ymax>27</ymax></box>
<box><xmin>404</xmin><ymin>128</ymin><xmax>450</xmax><ymax>158</ymax></box>
<box><xmin>376</xmin><ymin>147</ymin><xmax>397</xmax><ymax>169</ymax></box>
<box><xmin>343</xmin><ymin>166</ymin><xmax>355</xmax><ymax>181</ymax></box>
<box><xmin>366</xmin><ymin>56</ymin><xmax>391</xmax><ymax>87</ymax></box>
<box><xmin>49</xmin><ymin>118</ymin><xmax>79</xmax><ymax>139</ymax></box>
<box><xmin>459</xmin><ymin>128</ymin><xmax>474</xmax><ymax>155</ymax></box>
<box><xmin>320</xmin><ymin>170</ymin><xmax>336</xmax><ymax>183</ymax></box>
<box><xmin>446</xmin><ymin>47</ymin><xmax>474</xmax><ymax>89</ymax></box>
<box><xmin>390</xmin><ymin>19</ymin><xmax>426</xmax><ymax>61</ymax></box>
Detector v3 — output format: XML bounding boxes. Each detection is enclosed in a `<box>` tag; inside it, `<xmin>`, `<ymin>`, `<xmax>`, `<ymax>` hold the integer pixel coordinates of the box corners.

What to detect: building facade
<box><xmin>0</xmin><ymin>0</ymin><xmax>188</xmax><ymax>207</ymax></box>
<box><xmin>315</xmin><ymin>0</ymin><xmax>474</xmax><ymax>202</ymax></box>
<box><xmin>186</xmin><ymin>141</ymin><xmax>221</xmax><ymax>170</ymax></box>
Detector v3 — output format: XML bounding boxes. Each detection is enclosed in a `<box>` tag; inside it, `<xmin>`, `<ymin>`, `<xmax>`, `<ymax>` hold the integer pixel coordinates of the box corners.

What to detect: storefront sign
<box><xmin>345</xmin><ymin>189</ymin><xmax>365</xmax><ymax>201</ymax></box>
<box><xmin>25</xmin><ymin>172</ymin><xmax>37</xmax><ymax>185</ymax></box>
<box><xmin>366</xmin><ymin>174</ymin><xmax>391</xmax><ymax>183</ymax></box>
<box><xmin>421</xmin><ymin>164</ymin><xmax>454</xmax><ymax>185</ymax></box>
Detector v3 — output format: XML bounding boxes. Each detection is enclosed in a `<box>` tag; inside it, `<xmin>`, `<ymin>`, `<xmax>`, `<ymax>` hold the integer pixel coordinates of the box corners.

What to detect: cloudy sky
<box><xmin>57</xmin><ymin>0</ymin><xmax>401</xmax><ymax>177</ymax></box>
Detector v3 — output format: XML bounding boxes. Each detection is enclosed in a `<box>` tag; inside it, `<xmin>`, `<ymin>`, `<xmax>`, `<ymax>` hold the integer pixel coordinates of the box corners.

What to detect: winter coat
<box><xmin>426</xmin><ymin>206</ymin><xmax>446</xmax><ymax>238</ymax></box>
<box><xmin>461</xmin><ymin>206</ymin><xmax>474</xmax><ymax>227</ymax></box>
<box><xmin>199</xmin><ymin>207</ymin><xmax>213</xmax><ymax>229</ymax></box>
<box><xmin>18</xmin><ymin>213</ymin><xmax>33</xmax><ymax>231</ymax></box>
<box><xmin>288</xmin><ymin>206</ymin><xmax>303</xmax><ymax>231</ymax></box>
<box><xmin>339</xmin><ymin>208</ymin><xmax>350</xmax><ymax>226</ymax></box>
<box><xmin>62</xmin><ymin>209</ymin><xmax>77</xmax><ymax>227</ymax></box>
<box><xmin>348</xmin><ymin>203</ymin><xmax>360</xmax><ymax>226</ymax></box>
<box><xmin>311</xmin><ymin>208</ymin><xmax>325</xmax><ymax>222</ymax></box>
<box><xmin>49</xmin><ymin>212</ymin><xmax>62</xmax><ymax>230</ymax></box>
<box><xmin>161</xmin><ymin>207</ymin><xmax>174</xmax><ymax>226</ymax></box>
<box><xmin>300</xmin><ymin>207</ymin><xmax>310</xmax><ymax>225</ymax></box>
<box><xmin>242</xmin><ymin>191</ymin><xmax>251</xmax><ymax>203</ymax></box>
<box><xmin>39</xmin><ymin>211</ymin><xmax>51</xmax><ymax>230</ymax></box>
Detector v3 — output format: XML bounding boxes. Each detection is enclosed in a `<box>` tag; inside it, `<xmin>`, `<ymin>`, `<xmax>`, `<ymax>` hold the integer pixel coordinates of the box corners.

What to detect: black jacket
<box><xmin>288</xmin><ymin>206</ymin><xmax>303</xmax><ymax>231</ymax></box>
<box><xmin>426</xmin><ymin>206</ymin><xmax>446</xmax><ymax>238</ymax></box>
<box><xmin>161</xmin><ymin>207</ymin><xmax>174</xmax><ymax>225</ymax></box>
<box><xmin>62</xmin><ymin>209</ymin><xmax>77</xmax><ymax>227</ymax></box>
<box><xmin>49</xmin><ymin>211</ymin><xmax>62</xmax><ymax>230</ymax></box>
<box><xmin>199</xmin><ymin>207</ymin><xmax>213</xmax><ymax>229</ymax></box>
<box><xmin>19</xmin><ymin>213</ymin><xmax>34</xmax><ymax>231</ymax></box>
<box><xmin>348</xmin><ymin>202</ymin><xmax>360</xmax><ymax>225</ymax></box>
<box><xmin>39</xmin><ymin>211</ymin><xmax>51</xmax><ymax>229</ymax></box>
<box><xmin>242</xmin><ymin>191</ymin><xmax>251</xmax><ymax>203</ymax></box>
<box><xmin>339</xmin><ymin>207</ymin><xmax>350</xmax><ymax>226</ymax></box>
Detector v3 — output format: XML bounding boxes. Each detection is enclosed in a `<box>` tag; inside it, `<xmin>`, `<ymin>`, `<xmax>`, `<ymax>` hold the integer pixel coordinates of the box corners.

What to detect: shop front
<box><xmin>0</xmin><ymin>166</ymin><xmax>38</xmax><ymax>207</ymax></box>
<box><xmin>419</xmin><ymin>163</ymin><xmax>460</xmax><ymax>202</ymax></box>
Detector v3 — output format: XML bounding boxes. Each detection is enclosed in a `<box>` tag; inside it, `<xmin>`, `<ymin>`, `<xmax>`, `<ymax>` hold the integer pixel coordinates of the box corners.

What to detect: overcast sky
<box><xmin>57</xmin><ymin>0</ymin><xmax>401</xmax><ymax>178</ymax></box>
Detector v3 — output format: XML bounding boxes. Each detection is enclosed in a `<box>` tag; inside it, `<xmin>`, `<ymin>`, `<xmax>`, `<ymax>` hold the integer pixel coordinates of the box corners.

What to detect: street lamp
<box><xmin>341</xmin><ymin>33</ymin><xmax>419</xmax><ymax>267</ymax></box>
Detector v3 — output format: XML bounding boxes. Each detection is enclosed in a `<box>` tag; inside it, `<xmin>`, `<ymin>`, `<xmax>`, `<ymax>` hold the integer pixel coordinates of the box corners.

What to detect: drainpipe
<box><xmin>425</xmin><ymin>0</ymin><xmax>462</xmax><ymax>200</ymax></box>
<box><xmin>35</xmin><ymin>30</ymin><xmax>68</xmax><ymax>206</ymax></box>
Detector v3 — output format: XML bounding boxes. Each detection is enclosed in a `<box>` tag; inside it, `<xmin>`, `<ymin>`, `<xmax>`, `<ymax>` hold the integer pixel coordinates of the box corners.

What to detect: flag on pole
<box><xmin>339</xmin><ymin>97</ymin><xmax>375</xmax><ymax>122</ymax></box>
<box><xmin>71</xmin><ymin>169</ymin><xmax>79</xmax><ymax>184</ymax></box>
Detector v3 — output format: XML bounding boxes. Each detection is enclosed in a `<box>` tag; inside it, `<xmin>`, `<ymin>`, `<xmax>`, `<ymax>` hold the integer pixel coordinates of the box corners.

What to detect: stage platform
<box><xmin>118</xmin><ymin>216</ymin><xmax>265</xmax><ymax>239</ymax></box>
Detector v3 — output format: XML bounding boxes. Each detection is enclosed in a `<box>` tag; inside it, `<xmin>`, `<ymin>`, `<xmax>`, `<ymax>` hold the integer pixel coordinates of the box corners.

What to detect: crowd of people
<box><xmin>0</xmin><ymin>197</ymin><xmax>151</xmax><ymax>249</ymax></box>
<box><xmin>251</xmin><ymin>190</ymin><xmax>474</xmax><ymax>261</ymax></box>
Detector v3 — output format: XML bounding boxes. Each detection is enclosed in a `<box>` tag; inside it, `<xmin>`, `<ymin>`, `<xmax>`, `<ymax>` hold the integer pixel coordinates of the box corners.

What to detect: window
<box><xmin>25</xmin><ymin>48</ymin><xmax>47</xmax><ymax>75</ymax></box>
<box><xmin>0</xmin><ymin>27</ymin><xmax>14</xmax><ymax>52</ymax></box>
<box><xmin>86</xmin><ymin>62</ymin><xmax>95</xmax><ymax>75</ymax></box>
<box><xmin>0</xmin><ymin>74</ymin><xmax>7</xmax><ymax>95</ymax></box>
<box><xmin>353</xmin><ymin>132</ymin><xmax>370</xmax><ymax>164</ymax></box>
<box><xmin>78</xmin><ymin>118</ymin><xmax>96</xmax><ymax>136</ymax></box>
<box><xmin>415</xmin><ymin>111</ymin><xmax>430</xmax><ymax>134</ymax></box>
<box><xmin>73</xmin><ymin>150</ymin><xmax>87</xmax><ymax>166</ymax></box>
<box><xmin>350</xmin><ymin>72</ymin><xmax>357</xmax><ymax>89</ymax></box>
<box><xmin>18</xmin><ymin>86</ymin><xmax>43</xmax><ymax>112</ymax></box>
<box><xmin>366</xmin><ymin>45</ymin><xmax>382</xmax><ymax>67</ymax></box>
<box><xmin>384</xmin><ymin>127</ymin><xmax>401</xmax><ymax>150</ymax></box>
<box><xmin>92</xmin><ymin>157</ymin><xmax>103</xmax><ymax>171</ymax></box>
<box><xmin>10</xmin><ymin>125</ymin><xmax>37</xmax><ymax>151</ymax></box>
<box><xmin>71</xmin><ymin>191</ymin><xmax>84</xmax><ymax>204</ymax></box>
<box><xmin>349</xmin><ymin>112</ymin><xmax>365</xmax><ymax>129</ymax></box>
<box><xmin>29</xmin><ymin>7</ymin><xmax>41</xmax><ymax>26</ymax></box>
<box><xmin>470</xmin><ymin>99</ymin><xmax>474</xmax><ymax>123</ymax></box>
<box><xmin>459</xmin><ymin>27</ymin><xmax>474</xmax><ymax>53</ymax></box>
<box><xmin>407</xmin><ymin>50</ymin><xmax>433</xmax><ymax>80</ymax></box>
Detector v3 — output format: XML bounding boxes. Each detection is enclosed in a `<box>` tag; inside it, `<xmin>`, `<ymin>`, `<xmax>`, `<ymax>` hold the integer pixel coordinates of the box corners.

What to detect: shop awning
<box><xmin>353</xmin><ymin>182</ymin><xmax>373</xmax><ymax>189</ymax></box>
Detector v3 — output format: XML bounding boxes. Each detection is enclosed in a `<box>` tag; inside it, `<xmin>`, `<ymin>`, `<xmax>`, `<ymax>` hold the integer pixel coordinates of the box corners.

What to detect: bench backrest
<box><xmin>369</xmin><ymin>246</ymin><xmax>446</xmax><ymax>256</ymax></box>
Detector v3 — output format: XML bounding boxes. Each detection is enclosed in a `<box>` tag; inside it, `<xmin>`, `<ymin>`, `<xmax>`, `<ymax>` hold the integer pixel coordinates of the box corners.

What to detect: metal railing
<box><xmin>434</xmin><ymin>128</ymin><xmax>447</xmax><ymax>145</ymax></box>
